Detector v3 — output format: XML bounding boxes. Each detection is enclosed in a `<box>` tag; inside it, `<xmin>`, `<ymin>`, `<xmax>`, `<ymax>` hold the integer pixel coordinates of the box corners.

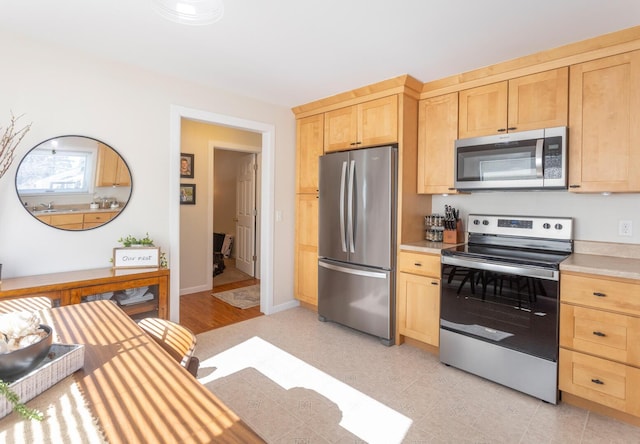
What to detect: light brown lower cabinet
<box><xmin>559</xmin><ymin>271</ymin><xmax>640</xmax><ymax>423</ymax></box>
<box><xmin>396</xmin><ymin>251</ymin><xmax>441</xmax><ymax>347</ymax></box>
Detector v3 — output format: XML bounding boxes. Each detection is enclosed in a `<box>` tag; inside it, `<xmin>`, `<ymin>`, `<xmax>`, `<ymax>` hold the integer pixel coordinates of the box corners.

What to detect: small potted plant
<box><xmin>117</xmin><ymin>233</ymin><xmax>154</xmax><ymax>247</ymax></box>
<box><xmin>115</xmin><ymin>233</ymin><xmax>167</xmax><ymax>268</ymax></box>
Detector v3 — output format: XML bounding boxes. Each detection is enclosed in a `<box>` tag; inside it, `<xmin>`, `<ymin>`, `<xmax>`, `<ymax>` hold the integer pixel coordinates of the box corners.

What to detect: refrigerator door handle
<box><xmin>347</xmin><ymin>159</ymin><xmax>356</xmax><ymax>253</ymax></box>
<box><xmin>339</xmin><ymin>161</ymin><xmax>348</xmax><ymax>252</ymax></box>
<box><xmin>319</xmin><ymin>261</ymin><xmax>387</xmax><ymax>279</ymax></box>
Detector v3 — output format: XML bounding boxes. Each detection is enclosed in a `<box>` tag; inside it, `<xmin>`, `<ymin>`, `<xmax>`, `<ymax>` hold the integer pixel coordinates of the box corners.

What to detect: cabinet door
<box><xmin>458</xmin><ymin>81</ymin><xmax>508</xmax><ymax>138</ymax></box>
<box><xmin>417</xmin><ymin>93</ymin><xmax>458</xmax><ymax>194</ymax></box>
<box><xmin>296</xmin><ymin>114</ymin><xmax>324</xmax><ymax>193</ymax></box>
<box><xmin>324</xmin><ymin>106</ymin><xmax>357</xmax><ymax>152</ymax></box>
<box><xmin>507</xmin><ymin>67</ymin><xmax>568</xmax><ymax>132</ymax></box>
<box><xmin>96</xmin><ymin>143</ymin><xmax>131</xmax><ymax>187</ymax></box>
<box><xmin>569</xmin><ymin>50</ymin><xmax>640</xmax><ymax>192</ymax></box>
<box><xmin>294</xmin><ymin>193</ymin><xmax>319</xmax><ymax>305</ymax></box>
<box><xmin>50</xmin><ymin>213</ymin><xmax>84</xmax><ymax>230</ymax></box>
<box><xmin>358</xmin><ymin>96</ymin><xmax>398</xmax><ymax>147</ymax></box>
<box><xmin>397</xmin><ymin>271</ymin><xmax>440</xmax><ymax>346</ymax></box>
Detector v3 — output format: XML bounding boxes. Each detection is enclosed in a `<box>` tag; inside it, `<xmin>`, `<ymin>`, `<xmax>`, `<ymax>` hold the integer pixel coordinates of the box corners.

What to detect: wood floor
<box><xmin>179</xmin><ymin>277</ymin><xmax>262</xmax><ymax>335</ymax></box>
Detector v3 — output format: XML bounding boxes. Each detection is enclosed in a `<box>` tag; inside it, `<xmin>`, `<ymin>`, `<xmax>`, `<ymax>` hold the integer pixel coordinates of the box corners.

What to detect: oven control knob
<box><xmin>555</xmin><ymin>223</ymin><xmax>563</xmax><ymax>230</ymax></box>
<box><xmin>473</xmin><ymin>219</ymin><xmax>480</xmax><ymax>225</ymax></box>
<box><xmin>482</xmin><ymin>220</ymin><xmax>489</xmax><ymax>225</ymax></box>
<box><xmin>543</xmin><ymin>223</ymin><xmax>551</xmax><ymax>229</ymax></box>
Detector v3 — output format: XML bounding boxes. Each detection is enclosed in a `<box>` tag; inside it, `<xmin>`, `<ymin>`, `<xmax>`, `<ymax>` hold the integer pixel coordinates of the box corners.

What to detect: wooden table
<box><xmin>42</xmin><ymin>300</ymin><xmax>264</xmax><ymax>443</ymax></box>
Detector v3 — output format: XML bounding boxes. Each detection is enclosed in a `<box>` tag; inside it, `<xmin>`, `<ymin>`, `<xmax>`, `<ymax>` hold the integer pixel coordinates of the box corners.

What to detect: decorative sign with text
<box><xmin>113</xmin><ymin>247</ymin><xmax>160</xmax><ymax>269</ymax></box>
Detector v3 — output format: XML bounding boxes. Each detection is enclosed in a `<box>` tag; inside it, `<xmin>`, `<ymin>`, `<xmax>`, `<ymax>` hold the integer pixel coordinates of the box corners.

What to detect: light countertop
<box><xmin>400</xmin><ymin>240</ymin><xmax>464</xmax><ymax>255</ymax></box>
<box><xmin>560</xmin><ymin>253</ymin><xmax>640</xmax><ymax>281</ymax></box>
<box><xmin>401</xmin><ymin>239</ymin><xmax>640</xmax><ymax>281</ymax></box>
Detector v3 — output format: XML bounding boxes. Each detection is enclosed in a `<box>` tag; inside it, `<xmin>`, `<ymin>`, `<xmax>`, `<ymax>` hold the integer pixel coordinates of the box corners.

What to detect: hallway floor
<box><xmin>180</xmin><ymin>271</ymin><xmax>261</xmax><ymax>334</ymax></box>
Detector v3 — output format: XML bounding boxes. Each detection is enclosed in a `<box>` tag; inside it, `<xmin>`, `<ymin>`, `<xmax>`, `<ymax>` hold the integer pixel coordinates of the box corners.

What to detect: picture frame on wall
<box><xmin>180</xmin><ymin>183</ymin><xmax>196</xmax><ymax>205</ymax></box>
<box><xmin>180</xmin><ymin>153</ymin><xmax>194</xmax><ymax>178</ymax></box>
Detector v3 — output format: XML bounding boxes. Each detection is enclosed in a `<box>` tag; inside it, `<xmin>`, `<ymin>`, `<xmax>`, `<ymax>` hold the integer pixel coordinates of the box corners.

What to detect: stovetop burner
<box><xmin>443</xmin><ymin>214</ymin><xmax>573</xmax><ymax>269</ymax></box>
<box><xmin>442</xmin><ymin>243</ymin><xmax>571</xmax><ymax>269</ymax></box>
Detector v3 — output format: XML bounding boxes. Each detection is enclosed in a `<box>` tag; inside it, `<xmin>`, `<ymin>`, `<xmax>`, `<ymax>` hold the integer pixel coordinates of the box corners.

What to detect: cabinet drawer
<box><xmin>559</xmin><ymin>348</ymin><xmax>640</xmax><ymax>416</ymax></box>
<box><xmin>50</xmin><ymin>213</ymin><xmax>84</xmax><ymax>225</ymax></box>
<box><xmin>561</xmin><ymin>273</ymin><xmax>640</xmax><ymax>316</ymax></box>
<box><xmin>560</xmin><ymin>304</ymin><xmax>640</xmax><ymax>366</ymax></box>
<box><xmin>84</xmin><ymin>212</ymin><xmax>116</xmax><ymax>223</ymax></box>
<box><xmin>398</xmin><ymin>252</ymin><xmax>440</xmax><ymax>277</ymax></box>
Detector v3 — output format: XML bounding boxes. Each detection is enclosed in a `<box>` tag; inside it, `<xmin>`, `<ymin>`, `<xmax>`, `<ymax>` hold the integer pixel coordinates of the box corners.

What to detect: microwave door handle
<box><xmin>535</xmin><ymin>139</ymin><xmax>544</xmax><ymax>178</ymax></box>
<box><xmin>340</xmin><ymin>161</ymin><xmax>348</xmax><ymax>252</ymax></box>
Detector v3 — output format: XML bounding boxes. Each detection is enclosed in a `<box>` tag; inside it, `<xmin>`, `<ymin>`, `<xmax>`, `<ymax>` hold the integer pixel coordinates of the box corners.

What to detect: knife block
<box><xmin>443</xmin><ymin>220</ymin><xmax>464</xmax><ymax>244</ymax></box>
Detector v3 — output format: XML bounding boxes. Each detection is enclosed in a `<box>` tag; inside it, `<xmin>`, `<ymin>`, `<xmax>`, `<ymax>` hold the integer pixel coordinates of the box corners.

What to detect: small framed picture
<box><xmin>113</xmin><ymin>247</ymin><xmax>160</xmax><ymax>269</ymax></box>
<box><xmin>180</xmin><ymin>153</ymin><xmax>194</xmax><ymax>178</ymax></box>
<box><xmin>180</xmin><ymin>183</ymin><xmax>196</xmax><ymax>205</ymax></box>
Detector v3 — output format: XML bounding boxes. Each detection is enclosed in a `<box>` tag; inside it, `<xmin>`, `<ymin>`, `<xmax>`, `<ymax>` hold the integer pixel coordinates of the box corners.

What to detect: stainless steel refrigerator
<box><xmin>318</xmin><ymin>145</ymin><xmax>397</xmax><ymax>346</ymax></box>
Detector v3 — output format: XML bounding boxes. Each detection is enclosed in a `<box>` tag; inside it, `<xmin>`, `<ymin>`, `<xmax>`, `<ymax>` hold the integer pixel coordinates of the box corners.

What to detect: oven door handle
<box><xmin>442</xmin><ymin>255</ymin><xmax>559</xmax><ymax>281</ymax></box>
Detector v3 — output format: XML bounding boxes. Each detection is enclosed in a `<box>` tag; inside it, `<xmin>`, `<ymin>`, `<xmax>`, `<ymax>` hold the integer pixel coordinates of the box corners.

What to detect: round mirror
<box><xmin>15</xmin><ymin>135</ymin><xmax>132</xmax><ymax>231</ymax></box>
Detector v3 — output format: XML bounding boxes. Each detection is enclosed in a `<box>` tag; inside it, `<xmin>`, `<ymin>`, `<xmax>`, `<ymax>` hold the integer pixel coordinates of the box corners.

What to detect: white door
<box><xmin>235</xmin><ymin>154</ymin><xmax>256</xmax><ymax>276</ymax></box>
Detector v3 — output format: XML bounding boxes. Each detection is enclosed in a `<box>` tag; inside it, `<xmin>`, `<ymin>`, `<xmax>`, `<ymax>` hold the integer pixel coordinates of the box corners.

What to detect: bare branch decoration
<box><xmin>0</xmin><ymin>112</ymin><xmax>32</xmax><ymax>180</ymax></box>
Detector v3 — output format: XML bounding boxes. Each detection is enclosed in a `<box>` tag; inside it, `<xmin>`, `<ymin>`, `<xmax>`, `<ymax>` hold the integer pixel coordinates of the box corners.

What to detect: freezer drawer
<box><xmin>318</xmin><ymin>259</ymin><xmax>394</xmax><ymax>344</ymax></box>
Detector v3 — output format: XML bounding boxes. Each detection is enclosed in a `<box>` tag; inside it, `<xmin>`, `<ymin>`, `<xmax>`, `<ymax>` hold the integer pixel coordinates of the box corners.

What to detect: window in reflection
<box><xmin>16</xmin><ymin>148</ymin><xmax>93</xmax><ymax>195</ymax></box>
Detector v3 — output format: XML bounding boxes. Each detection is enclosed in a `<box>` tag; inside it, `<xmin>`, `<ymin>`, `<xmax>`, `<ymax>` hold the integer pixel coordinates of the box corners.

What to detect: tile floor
<box><xmin>195</xmin><ymin>307</ymin><xmax>640</xmax><ymax>443</ymax></box>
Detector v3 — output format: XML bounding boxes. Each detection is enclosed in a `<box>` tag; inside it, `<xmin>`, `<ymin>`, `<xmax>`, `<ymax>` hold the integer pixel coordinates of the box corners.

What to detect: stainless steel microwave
<box><xmin>454</xmin><ymin>126</ymin><xmax>567</xmax><ymax>191</ymax></box>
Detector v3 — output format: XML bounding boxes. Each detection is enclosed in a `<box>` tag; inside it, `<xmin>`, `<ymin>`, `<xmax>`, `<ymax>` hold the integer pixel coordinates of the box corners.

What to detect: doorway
<box><xmin>169</xmin><ymin>105</ymin><xmax>276</xmax><ymax>322</ymax></box>
<box><xmin>212</xmin><ymin>148</ymin><xmax>258</xmax><ymax>287</ymax></box>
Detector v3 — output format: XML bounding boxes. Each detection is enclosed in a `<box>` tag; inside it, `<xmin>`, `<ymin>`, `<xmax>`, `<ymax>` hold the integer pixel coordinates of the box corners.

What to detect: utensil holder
<box><xmin>443</xmin><ymin>220</ymin><xmax>464</xmax><ymax>244</ymax></box>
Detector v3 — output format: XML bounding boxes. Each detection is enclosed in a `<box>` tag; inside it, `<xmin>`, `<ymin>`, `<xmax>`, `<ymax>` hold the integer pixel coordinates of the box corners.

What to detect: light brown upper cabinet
<box><xmin>569</xmin><ymin>50</ymin><xmax>640</xmax><ymax>193</ymax></box>
<box><xmin>324</xmin><ymin>96</ymin><xmax>398</xmax><ymax>151</ymax></box>
<box><xmin>95</xmin><ymin>143</ymin><xmax>131</xmax><ymax>187</ymax></box>
<box><xmin>417</xmin><ymin>92</ymin><xmax>459</xmax><ymax>194</ymax></box>
<box><xmin>458</xmin><ymin>67</ymin><xmax>569</xmax><ymax>138</ymax></box>
<box><xmin>296</xmin><ymin>114</ymin><xmax>324</xmax><ymax>193</ymax></box>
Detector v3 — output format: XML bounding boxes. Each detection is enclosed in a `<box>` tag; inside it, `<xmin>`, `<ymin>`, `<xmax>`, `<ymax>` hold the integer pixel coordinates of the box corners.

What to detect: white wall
<box><xmin>0</xmin><ymin>30</ymin><xmax>296</xmax><ymax>316</ymax></box>
<box><xmin>433</xmin><ymin>191</ymin><xmax>640</xmax><ymax>244</ymax></box>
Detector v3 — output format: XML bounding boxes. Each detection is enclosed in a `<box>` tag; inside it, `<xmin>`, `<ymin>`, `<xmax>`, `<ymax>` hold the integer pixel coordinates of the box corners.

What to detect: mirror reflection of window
<box><xmin>16</xmin><ymin>148</ymin><xmax>94</xmax><ymax>195</ymax></box>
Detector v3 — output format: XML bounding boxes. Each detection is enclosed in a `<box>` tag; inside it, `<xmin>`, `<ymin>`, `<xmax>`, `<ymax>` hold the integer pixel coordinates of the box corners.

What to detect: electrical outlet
<box><xmin>619</xmin><ymin>220</ymin><xmax>633</xmax><ymax>237</ymax></box>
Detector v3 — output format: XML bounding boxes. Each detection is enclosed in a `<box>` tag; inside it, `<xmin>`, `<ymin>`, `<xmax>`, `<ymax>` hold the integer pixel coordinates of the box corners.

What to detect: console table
<box><xmin>0</xmin><ymin>267</ymin><xmax>169</xmax><ymax>319</ymax></box>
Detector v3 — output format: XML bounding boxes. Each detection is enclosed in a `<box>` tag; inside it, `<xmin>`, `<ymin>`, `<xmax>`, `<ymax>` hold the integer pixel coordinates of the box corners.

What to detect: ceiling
<box><xmin>2</xmin><ymin>1</ymin><xmax>639</xmax><ymax>109</ymax></box>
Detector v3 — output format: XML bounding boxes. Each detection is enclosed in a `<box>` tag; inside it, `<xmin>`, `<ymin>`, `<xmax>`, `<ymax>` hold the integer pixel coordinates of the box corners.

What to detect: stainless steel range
<box><xmin>440</xmin><ymin>214</ymin><xmax>573</xmax><ymax>404</ymax></box>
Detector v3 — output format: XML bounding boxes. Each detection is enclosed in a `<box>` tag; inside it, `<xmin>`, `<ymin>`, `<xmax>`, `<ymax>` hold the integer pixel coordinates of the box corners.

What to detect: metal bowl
<box><xmin>0</xmin><ymin>325</ymin><xmax>52</xmax><ymax>380</ymax></box>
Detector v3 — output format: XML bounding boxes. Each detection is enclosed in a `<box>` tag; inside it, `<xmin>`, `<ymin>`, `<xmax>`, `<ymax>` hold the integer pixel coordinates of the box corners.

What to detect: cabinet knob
<box><xmin>414</xmin><ymin>262</ymin><xmax>422</xmax><ymax>267</ymax></box>
<box><xmin>497</xmin><ymin>128</ymin><xmax>507</xmax><ymax>132</ymax></box>
<box><xmin>592</xmin><ymin>331</ymin><xmax>606</xmax><ymax>337</ymax></box>
<box><xmin>431</xmin><ymin>281</ymin><xmax>439</xmax><ymax>286</ymax></box>
<box><xmin>507</xmin><ymin>127</ymin><xmax>517</xmax><ymax>131</ymax></box>
<box><xmin>591</xmin><ymin>378</ymin><xmax>604</xmax><ymax>385</ymax></box>
<box><xmin>593</xmin><ymin>292</ymin><xmax>606</xmax><ymax>297</ymax></box>
<box><xmin>569</xmin><ymin>184</ymin><xmax>581</xmax><ymax>188</ymax></box>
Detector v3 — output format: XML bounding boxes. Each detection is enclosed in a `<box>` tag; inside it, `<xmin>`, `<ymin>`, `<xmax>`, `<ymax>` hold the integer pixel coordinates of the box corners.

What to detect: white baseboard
<box><xmin>180</xmin><ymin>284</ymin><xmax>209</xmax><ymax>296</ymax></box>
<box><xmin>266</xmin><ymin>299</ymin><xmax>299</xmax><ymax>315</ymax></box>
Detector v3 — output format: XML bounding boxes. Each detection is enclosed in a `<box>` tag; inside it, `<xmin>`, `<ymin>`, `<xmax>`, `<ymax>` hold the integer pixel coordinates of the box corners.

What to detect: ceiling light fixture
<box><xmin>153</xmin><ymin>0</ymin><xmax>224</xmax><ymax>25</ymax></box>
